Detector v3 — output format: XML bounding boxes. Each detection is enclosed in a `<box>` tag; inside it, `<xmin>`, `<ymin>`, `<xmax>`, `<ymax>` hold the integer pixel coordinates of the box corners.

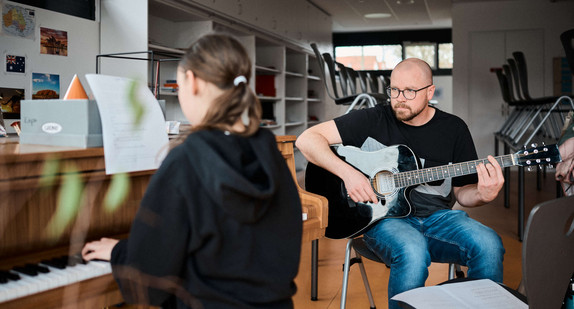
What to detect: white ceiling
<box><xmin>309</xmin><ymin>0</ymin><xmax>453</xmax><ymax>33</ymax></box>
<box><xmin>309</xmin><ymin>0</ymin><xmax>563</xmax><ymax>33</ymax></box>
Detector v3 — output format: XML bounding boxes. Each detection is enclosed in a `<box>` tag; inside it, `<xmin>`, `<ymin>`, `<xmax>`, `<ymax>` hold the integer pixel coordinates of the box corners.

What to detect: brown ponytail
<box><xmin>178</xmin><ymin>33</ymin><xmax>262</xmax><ymax>136</ymax></box>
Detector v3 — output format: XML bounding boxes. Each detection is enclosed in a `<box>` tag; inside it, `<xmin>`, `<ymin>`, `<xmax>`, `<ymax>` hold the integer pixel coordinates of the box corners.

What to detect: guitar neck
<box><xmin>393</xmin><ymin>154</ymin><xmax>516</xmax><ymax>188</ymax></box>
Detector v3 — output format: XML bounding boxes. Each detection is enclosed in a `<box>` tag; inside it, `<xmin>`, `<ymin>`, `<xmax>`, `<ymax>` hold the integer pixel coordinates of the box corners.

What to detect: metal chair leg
<box><xmin>356</xmin><ymin>250</ymin><xmax>376</xmax><ymax>309</ymax></box>
<box><xmin>340</xmin><ymin>239</ymin><xmax>353</xmax><ymax>309</ymax></box>
<box><xmin>448</xmin><ymin>263</ymin><xmax>465</xmax><ymax>279</ymax></box>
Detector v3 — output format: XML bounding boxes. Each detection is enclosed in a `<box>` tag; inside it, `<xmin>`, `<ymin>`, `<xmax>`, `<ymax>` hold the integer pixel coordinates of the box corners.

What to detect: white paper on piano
<box><xmin>391</xmin><ymin>279</ymin><xmax>527</xmax><ymax>309</ymax></box>
<box><xmin>85</xmin><ymin>74</ymin><xmax>169</xmax><ymax>174</ymax></box>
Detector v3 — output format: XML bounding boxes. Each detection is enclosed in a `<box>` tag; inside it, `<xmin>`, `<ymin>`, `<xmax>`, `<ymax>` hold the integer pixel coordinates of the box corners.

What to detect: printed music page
<box><xmin>86</xmin><ymin>74</ymin><xmax>168</xmax><ymax>174</ymax></box>
<box><xmin>391</xmin><ymin>279</ymin><xmax>527</xmax><ymax>309</ymax></box>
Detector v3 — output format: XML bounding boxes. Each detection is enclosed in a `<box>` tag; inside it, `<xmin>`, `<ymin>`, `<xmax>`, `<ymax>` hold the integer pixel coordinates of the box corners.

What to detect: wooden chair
<box><xmin>276</xmin><ymin>135</ymin><xmax>328</xmax><ymax>300</ymax></box>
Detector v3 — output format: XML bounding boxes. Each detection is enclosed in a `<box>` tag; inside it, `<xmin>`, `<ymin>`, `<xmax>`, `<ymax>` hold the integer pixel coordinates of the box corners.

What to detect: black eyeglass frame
<box><xmin>386</xmin><ymin>84</ymin><xmax>433</xmax><ymax>100</ymax></box>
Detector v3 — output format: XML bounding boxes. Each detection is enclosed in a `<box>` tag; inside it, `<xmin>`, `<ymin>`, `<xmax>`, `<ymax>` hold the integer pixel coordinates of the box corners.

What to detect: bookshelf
<box><xmin>100</xmin><ymin>0</ymin><xmax>330</xmax><ymax>138</ymax></box>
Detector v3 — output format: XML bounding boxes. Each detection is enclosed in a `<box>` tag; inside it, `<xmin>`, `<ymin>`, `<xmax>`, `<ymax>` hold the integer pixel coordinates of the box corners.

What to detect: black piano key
<box><xmin>41</xmin><ymin>257</ymin><xmax>66</xmax><ymax>269</ymax></box>
<box><xmin>63</xmin><ymin>255</ymin><xmax>78</xmax><ymax>266</ymax></box>
<box><xmin>0</xmin><ymin>271</ymin><xmax>8</xmax><ymax>284</ymax></box>
<box><xmin>13</xmin><ymin>265</ymin><xmax>38</xmax><ymax>276</ymax></box>
<box><xmin>2</xmin><ymin>270</ymin><xmax>21</xmax><ymax>281</ymax></box>
<box><xmin>70</xmin><ymin>253</ymin><xmax>87</xmax><ymax>265</ymax></box>
<box><xmin>33</xmin><ymin>263</ymin><xmax>50</xmax><ymax>274</ymax></box>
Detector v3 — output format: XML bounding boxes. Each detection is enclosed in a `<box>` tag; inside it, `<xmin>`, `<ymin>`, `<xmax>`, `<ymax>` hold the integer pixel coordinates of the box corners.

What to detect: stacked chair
<box><xmin>493</xmin><ymin>29</ymin><xmax>574</xmax><ymax>240</ymax></box>
<box><xmin>310</xmin><ymin>43</ymin><xmax>389</xmax><ymax>115</ymax></box>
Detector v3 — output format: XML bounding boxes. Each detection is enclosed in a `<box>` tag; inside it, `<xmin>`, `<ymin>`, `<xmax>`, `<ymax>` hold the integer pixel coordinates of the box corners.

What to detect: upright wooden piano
<box><xmin>0</xmin><ymin>135</ymin><xmax>327</xmax><ymax>308</ymax></box>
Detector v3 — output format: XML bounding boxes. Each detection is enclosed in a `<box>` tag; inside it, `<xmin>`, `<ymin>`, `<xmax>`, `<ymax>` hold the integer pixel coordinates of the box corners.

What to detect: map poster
<box><xmin>40</xmin><ymin>27</ymin><xmax>67</xmax><ymax>56</ymax></box>
<box><xmin>1</xmin><ymin>3</ymin><xmax>35</xmax><ymax>40</ymax></box>
<box><xmin>32</xmin><ymin>73</ymin><xmax>60</xmax><ymax>99</ymax></box>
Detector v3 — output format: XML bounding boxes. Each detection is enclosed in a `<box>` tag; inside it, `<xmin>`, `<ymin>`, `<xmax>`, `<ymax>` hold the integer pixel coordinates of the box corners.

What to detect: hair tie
<box><xmin>233</xmin><ymin>75</ymin><xmax>247</xmax><ymax>86</ymax></box>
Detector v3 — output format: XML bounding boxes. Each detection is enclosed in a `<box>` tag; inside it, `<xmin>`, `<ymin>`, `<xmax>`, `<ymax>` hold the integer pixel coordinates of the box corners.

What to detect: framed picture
<box><xmin>32</xmin><ymin>73</ymin><xmax>60</xmax><ymax>99</ymax></box>
<box><xmin>0</xmin><ymin>87</ymin><xmax>25</xmax><ymax>119</ymax></box>
<box><xmin>40</xmin><ymin>27</ymin><xmax>68</xmax><ymax>56</ymax></box>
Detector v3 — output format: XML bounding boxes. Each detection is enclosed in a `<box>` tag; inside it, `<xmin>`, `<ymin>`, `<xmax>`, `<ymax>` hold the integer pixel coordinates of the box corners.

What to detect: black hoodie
<box><xmin>110</xmin><ymin>128</ymin><xmax>303</xmax><ymax>309</ymax></box>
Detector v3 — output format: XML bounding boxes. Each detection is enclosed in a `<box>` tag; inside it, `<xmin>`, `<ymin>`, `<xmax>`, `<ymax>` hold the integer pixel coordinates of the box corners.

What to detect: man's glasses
<box><xmin>386</xmin><ymin>84</ymin><xmax>432</xmax><ymax>100</ymax></box>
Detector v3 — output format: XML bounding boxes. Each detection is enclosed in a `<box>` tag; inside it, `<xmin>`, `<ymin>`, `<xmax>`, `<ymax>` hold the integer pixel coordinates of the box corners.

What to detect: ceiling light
<box><xmin>364</xmin><ymin>13</ymin><xmax>392</xmax><ymax>19</ymax></box>
<box><xmin>396</xmin><ymin>0</ymin><xmax>415</xmax><ymax>4</ymax></box>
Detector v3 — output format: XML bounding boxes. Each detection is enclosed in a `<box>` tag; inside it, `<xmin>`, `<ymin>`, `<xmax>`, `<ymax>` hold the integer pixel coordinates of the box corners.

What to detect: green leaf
<box><xmin>127</xmin><ymin>79</ymin><xmax>145</xmax><ymax>127</ymax></box>
<box><xmin>46</xmin><ymin>165</ymin><xmax>83</xmax><ymax>240</ymax></box>
<box><xmin>39</xmin><ymin>155</ymin><xmax>60</xmax><ymax>187</ymax></box>
<box><xmin>104</xmin><ymin>172</ymin><xmax>130</xmax><ymax>213</ymax></box>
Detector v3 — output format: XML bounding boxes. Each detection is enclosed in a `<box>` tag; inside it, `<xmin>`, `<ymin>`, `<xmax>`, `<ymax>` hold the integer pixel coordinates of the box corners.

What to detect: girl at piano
<box><xmin>82</xmin><ymin>33</ymin><xmax>303</xmax><ymax>308</ymax></box>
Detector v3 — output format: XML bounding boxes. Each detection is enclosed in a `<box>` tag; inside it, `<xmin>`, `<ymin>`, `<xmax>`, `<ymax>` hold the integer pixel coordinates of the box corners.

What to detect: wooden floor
<box><xmin>292</xmin><ymin>168</ymin><xmax>560</xmax><ymax>308</ymax></box>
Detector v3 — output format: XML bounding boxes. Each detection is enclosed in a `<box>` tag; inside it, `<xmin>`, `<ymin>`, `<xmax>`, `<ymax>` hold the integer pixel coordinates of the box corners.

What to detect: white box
<box><xmin>20</xmin><ymin>99</ymin><xmax>103</xmax><ymax>148</ymax></box>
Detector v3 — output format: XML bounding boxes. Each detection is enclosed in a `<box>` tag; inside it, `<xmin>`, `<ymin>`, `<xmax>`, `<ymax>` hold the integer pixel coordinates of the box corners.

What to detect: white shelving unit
<box><xmin>101</xmin><ymin>0</ymin><xmax>329</xmax><ymax>138</ymax></box>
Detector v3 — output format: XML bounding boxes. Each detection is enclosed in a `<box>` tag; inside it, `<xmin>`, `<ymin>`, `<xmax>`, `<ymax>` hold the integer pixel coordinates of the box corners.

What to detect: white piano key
<box><xmin>0</xmin><ymin>278</ymin><xmax>29</xmax><ymax>301</ymax></box>
<box><xmin>39</xmin><ymin>265</ymin><xmax>73</xmax><ymax>286</ymax></box>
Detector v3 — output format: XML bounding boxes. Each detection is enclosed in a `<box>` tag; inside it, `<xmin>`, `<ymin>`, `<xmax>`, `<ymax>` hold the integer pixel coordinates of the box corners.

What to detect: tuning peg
<box><xmin>531</xmin><ymin>143</ymin><xmax>538</xmax><ymax>148</ymax></box>
<box><xmin>527</xmin><ymin>166</ymin><xmax>533</xmax><ymax>172</ymax></box>
<box><xmin>547</xmin><ymin>164</ymin><xmax>554</xmax><ymax>169</ymax></box>
<box><xmin>541</xmin><ymin>141</ymin><xmax>546</xmax><ymax>146</ymax></box>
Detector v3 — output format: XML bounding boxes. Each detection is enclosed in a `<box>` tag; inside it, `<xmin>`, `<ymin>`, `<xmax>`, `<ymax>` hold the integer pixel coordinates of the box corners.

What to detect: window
<box><xmin>335</xmin><ymin>45</ymin><xmax>402</xmax><ymax>71</ymax></box>
<box><xmin>404</xmin><ymin>42</ymin><xmax>437</xmax><ymax>69</ymax></box>
<box><xmin>438</xmin><ymin>43</ymin><xmax>454</xmax><ymax>69</ymax></box>
<box><xmin>333</xmin><ymin>29</ymin><xmax>453</xmax><ymax>75</ymax></box>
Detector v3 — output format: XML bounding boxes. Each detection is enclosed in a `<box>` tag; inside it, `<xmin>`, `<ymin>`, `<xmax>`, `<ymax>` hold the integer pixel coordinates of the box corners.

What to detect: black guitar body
<box><xmin>305</xmin><ymin>144</ymin><xmax>418</xmax><ymax>239</ymax></box>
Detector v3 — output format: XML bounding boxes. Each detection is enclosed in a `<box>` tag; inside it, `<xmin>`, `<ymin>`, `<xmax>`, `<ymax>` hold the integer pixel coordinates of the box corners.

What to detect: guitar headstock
<box><xmin>514</xmin><ymin>144</ymin><xmax>562</xmax><ymax>167</ymax></box>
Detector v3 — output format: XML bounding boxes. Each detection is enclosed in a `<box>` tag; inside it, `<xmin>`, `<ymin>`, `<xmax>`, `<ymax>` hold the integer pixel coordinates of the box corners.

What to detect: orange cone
<box><xmin>63</xmin><ymin>74</ymin><xmax>88</xmax><ymax>100</ymax></box>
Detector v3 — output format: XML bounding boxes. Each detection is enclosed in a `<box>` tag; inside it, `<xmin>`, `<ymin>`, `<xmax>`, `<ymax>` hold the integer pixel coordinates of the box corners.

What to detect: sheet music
<box><xmin>391</xmin><ymin>279</ymin><xmax>527</xmax><ymax>309</ymax></box>
<box><xmin>86</xmin><ymin>74</ymin><xmax>168</xmax><ymax>174</ymax></box>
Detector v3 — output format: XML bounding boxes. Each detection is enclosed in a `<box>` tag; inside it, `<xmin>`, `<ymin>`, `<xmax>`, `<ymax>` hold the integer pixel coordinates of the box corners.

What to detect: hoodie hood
<box><xmin>184</xmin><ymin>129</ymin><xmax>282</xmax><ymax>223</ymax></box>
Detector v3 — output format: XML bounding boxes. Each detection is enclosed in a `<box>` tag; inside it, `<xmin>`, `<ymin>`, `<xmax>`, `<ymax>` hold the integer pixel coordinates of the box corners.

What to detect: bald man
<box><xmin>296</xmin><ymin>58</ymin><xmax>505</xmax><ymax>309</ymax></box>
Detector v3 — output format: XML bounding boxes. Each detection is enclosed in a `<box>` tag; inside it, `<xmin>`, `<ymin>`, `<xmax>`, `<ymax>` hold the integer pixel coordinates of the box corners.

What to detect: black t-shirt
<box><xmin>334</xmin><ymin>104</ymin><xmax>479</xmax><ymax>216</ymax></box>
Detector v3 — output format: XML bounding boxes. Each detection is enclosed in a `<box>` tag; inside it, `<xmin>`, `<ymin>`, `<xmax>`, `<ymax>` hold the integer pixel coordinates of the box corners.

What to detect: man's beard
<box><xmin>392</xmin><ymin>103</ymin><xmax>424</xmax><ymax>122</ymax></box>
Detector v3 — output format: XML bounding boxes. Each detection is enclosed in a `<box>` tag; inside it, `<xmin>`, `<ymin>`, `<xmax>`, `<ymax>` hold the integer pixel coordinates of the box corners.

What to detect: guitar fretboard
<box><xmin>393</xmin><ymin>155</ymin><xmax>516</xmax><ymax>188</ymax></box>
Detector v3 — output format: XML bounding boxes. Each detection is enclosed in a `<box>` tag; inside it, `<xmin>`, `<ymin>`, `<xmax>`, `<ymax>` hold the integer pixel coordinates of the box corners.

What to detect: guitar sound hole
<box><xmin>372</xmin><ymin>170</ymin><xmax>395</xmax><ymax>196</ymax></box>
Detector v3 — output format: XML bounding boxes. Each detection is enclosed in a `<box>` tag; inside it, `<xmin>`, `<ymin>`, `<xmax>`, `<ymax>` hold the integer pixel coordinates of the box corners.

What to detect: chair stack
<box><xmin>492</xmin><ymin>29</ymin><xmax>574</xmax><ymax>240</ymax></box>
<box><xmin>310</xmin><ymin>43</ymin><xmax>389</xmax><ymax>115</ymax></box>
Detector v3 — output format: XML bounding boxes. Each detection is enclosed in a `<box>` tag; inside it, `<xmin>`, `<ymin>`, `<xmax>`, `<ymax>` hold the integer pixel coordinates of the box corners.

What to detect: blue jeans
<box><xmin>363</xmin><ymin>209</ymin><xmax>505</xmax><ymax>309</ymax></box>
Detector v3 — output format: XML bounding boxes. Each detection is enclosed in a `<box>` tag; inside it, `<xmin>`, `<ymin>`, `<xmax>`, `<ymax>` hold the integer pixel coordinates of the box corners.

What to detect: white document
<box><xmin>86</xmin><ymin>74</ymin><xmax>169</xmax><ymax>174</ymax></box>
<box><xmin>391</xmin><ymin>279</ymin><xmax>527</xmax><ymax>309</ymax></box>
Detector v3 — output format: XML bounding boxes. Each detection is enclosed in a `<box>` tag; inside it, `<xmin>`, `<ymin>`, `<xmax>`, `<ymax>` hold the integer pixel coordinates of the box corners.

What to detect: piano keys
<box><xmin>0</xmin><ymin>255</ymin><xmax>111</xmax><ymax>303</ymax></box>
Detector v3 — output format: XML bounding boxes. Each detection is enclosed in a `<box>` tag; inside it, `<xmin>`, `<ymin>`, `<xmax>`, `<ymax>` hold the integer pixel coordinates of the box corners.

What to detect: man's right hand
<box><xmin>343</xmin><ymin>168</ymin><xmax>379</xmax><ymax>204</ymax></box>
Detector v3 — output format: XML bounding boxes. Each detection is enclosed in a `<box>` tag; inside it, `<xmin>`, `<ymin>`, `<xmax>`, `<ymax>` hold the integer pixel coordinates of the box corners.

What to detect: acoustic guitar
<box><xmin>305</xmin><ymin>143</ymin><xmax>561</xmax><ymax>239</ymax></box>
